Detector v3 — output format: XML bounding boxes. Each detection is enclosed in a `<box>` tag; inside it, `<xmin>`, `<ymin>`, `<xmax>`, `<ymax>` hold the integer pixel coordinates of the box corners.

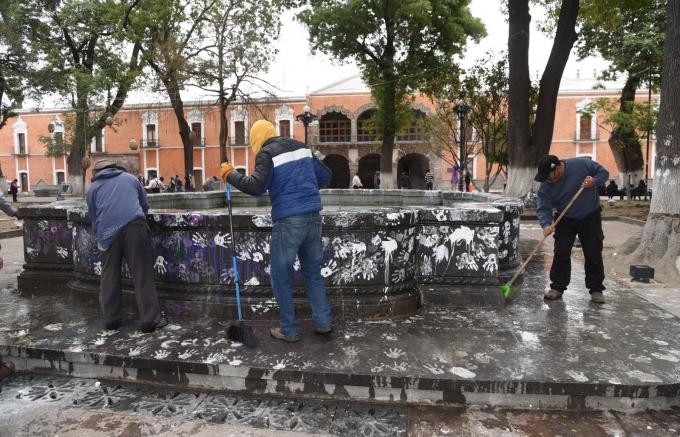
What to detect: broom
<box><xmin>225</xmin><ymin>182</ymin><xmax>257</xmax><ymax>347</ymax></box>
<box><xmin>499</xmin><ymin>185</ymin><xmax>586</xmax><ymax>299</ymax></box>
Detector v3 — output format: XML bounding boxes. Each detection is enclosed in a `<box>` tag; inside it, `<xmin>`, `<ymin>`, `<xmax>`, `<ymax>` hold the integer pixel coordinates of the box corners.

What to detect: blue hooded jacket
<box><xmin>86</xmin><ymin>167</ymin><xmax>149</xmax><ymax>251</ymax></box>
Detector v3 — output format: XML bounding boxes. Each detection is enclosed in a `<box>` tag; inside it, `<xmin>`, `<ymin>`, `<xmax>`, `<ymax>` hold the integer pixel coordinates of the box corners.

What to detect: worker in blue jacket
<box><xmin>221</xmin><ymin>120</ymin><xmax>333</xmax><ymax>342</ymax></box>
<box><xmin>535</xmin><ymin>155</ymin><xmax>609</xmax><ymax>304</ymax></box>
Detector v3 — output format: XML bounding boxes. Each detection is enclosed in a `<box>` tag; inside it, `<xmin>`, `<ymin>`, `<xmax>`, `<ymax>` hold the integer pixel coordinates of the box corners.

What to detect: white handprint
<box><xmin>384</xmin><ymin>348</ymin><xmax>406</xmax><ymax>359</ymax></box>
<box><xmin>26</xmin><ymin>247</ymin><xmax>38</xmax><ymax>257</ymax></box>
<box><xmin>154</xmin><ymin>350</ymin><xmax>170</xmax><ymax>359</ymax></box>
<box><xmin>128</xmin><ymin>346</ymin><xmax>148</xmax><ymax>356</ymax></box>
<box><xmin>214</xmin><ymin>232</ymin><xmax>231</xmax><ymax>248</ymax></box>
<box><xmin>93</xmin><ymin>261</ymin><xmax>102</xmax><ymax>276</ymax></box>
<box><xmin>154</xmin><ymin>256</ymin><xmax>167</xmax><ymax>274</ymax></box>
<box><xmin>320</xmin><ymin>260</ymin><xmax>338</xmax><ymax>278</ymax></box>
<box><xmin>192</xmin><ymin>233</ymin><xmax>207</xmax><ymax>248</ymax></box>
<box><xmin>273</xmin><ymin>359</ymin><xmax>292</xmax><ymax>370</ymax></box>
<box><xmin>423</xmin><ymin>363</ymin><xmax>445</xmax><ymax>375</ymax></box>
<box><xmin>387</xmin><ymin>362</ymin><xmax>408</xmax><ymax>372</ymax></box>
<box><xmin>342</xmin><ymin>346</ymin><xmax>360</xmax><ymax>357</ymax></box>
<box><xmin>204</xmin><ymin>353</ymin><xmax>226</xmax><ymax>364</ymax></box>
<box><xmin>178</xmin><ymin>349</ymin><xmax>198</xmax><ymax>359</ymax></box>
<box><xmin>57</xmin><ymin>246</ymin><xmax>68</xmax><ymax>259</ymax></box>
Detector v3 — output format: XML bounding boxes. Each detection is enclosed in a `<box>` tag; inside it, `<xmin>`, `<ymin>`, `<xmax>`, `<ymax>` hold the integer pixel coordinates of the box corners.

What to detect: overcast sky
<box><xmin>263</xmin><ymin>0</ymin><xmax>607</xmax><ymax>98</ymax></box>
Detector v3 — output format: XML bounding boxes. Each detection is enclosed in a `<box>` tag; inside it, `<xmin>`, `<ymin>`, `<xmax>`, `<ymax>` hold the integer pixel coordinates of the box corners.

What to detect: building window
<box><xmin>279</xmin><ymin>120</ymin><xmax>291</xmax><ymax>138</ymax></box>
<box><xmin>319</xmin><ymin>111</ymin><xmax>351</xmax><ymax>143</ymax></box>
<box><xmin>397</xmin><ymin>109</ymin><xmax>426</xmax><ymax>142</ymax></box>
<box><xmin>17</xmin><ymin>133</ymin><xmax>26</xmax><ymax>155</ymax></box>
<box><xmin>93</xmin><ymin>132</ymin><xmax>103</xmax><ymax>153</ymax></box>
<box><xmin>234</xmin><ymin>121</ymin><xmax>246</xmax><ymax>146</ymax></box>
<box><xmin>357</xmin><ymin>110</ymin><xmax>377</xmax><ymax>142</ymax></box>
<box><xmin>20</xmin><ymin>173</ymin><xmax>29</xmax><ymax>192</ymax></box>
<box><xmin>191</xmin><ymin>122</ymin><xmax>202</xmax><ymax>146</ymax></box>
<box><xmin>56</xmin><ymin>171</ymin><xmax>66</xmax><ymax>185</ymax></box>
<box><xmin>147</xmin><ymin>169</ymin><xmax>158</xmax><ymax>179</ymax></box>
<box><xmin>146</xmin><ymin>124</ymin><xmax>157</xmax><ymax>147</ymax></box>
<box><xmin>580</xmin><ymin>114</ymin><xmax>592</xmax><ymax>140</ymax></box>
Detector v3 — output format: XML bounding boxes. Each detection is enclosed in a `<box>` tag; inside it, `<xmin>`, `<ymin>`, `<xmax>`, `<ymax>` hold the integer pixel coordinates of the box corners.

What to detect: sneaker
<box><xmin>544</xmin><ymin>289</ymin><xmax>563</xmax><ymax>300</ymax></box>
<box><xmin>590</xmin><ymin>291</ymin><xmax>605</xmax><ymax>304</ymax></box>
<box><xmin>314</xmin><ymin>325</ymin><xmax>333</xmax><ymax>335</ymax></box>
<box><xmin>141</xmin><ymin>312</ymin><xmax>168</xmax><ymax>334</ymax></box>
<box><xmin>270</xmin><ymin>327</ymin><xmax>300</xmax><ymax>343</ymax></box>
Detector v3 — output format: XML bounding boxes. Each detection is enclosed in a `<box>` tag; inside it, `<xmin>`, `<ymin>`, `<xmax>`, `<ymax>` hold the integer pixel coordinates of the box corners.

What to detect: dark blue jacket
<box><xmin>87</xmin><ymin>168</ymin><xmax>149</xmax><ymax>250</ymax></box>
<box><xmin>227</xmin><ymin>137</ymin><xmax>331</xmax><ymax>221</ymax></box>
<box><xmin>537</xmin><ymin>157</ymin><xmax>609</xmax><ymax>228</ymax></box>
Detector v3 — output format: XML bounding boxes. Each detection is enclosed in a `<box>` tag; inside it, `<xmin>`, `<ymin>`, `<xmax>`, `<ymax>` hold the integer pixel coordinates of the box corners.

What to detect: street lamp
<box><xmin>453</xmin><ymin>102</ymin><xmax>471</xmax><ymax>192</ymax></box>
<box><xmin>295</xmin><ymin>104</ymin><xmax>317</xmax><ymax>145</ymax></box>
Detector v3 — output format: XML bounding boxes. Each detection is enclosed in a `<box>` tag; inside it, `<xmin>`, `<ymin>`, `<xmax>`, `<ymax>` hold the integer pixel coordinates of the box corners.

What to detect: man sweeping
<box><xmin>535</xmin><ymin>155</ymin><xmax>609</xmax><ymax>304</ymax></box>
<box><xmin>220</xmin><ymin>120</ymin><xmax>333</xmax><ymax>342</ymax></box>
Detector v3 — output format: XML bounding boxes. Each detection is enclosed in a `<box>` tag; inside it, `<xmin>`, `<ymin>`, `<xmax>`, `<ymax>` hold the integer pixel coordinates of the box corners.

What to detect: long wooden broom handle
<box><xmin>506</xmin><ymin>185</ymin><xmax>587</xmax><ymax>288</ymax></box>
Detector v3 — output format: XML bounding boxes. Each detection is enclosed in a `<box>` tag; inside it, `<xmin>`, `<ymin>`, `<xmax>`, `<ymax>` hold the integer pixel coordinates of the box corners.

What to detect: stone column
<box><xmin>348</xmin><ymin>148</ymin><xmax>359</xmax><ymax>188</ymax></box>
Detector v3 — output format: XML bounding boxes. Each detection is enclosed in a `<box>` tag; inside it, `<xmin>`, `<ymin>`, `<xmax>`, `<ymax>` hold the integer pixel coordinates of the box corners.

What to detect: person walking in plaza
<box><xmin>87</xmin><ymin>159</ymin><xmax>167</xmax><ymax>332</ymax></box>
<box><xmin>352</xmin><ymin>172</ymin><xmax>363</xmax><ymax>189</ymax></box>
<box><xmin>9</xmin><ymin>179</ymin><xmax>18</xmax><ymax>203</ymax></box>
<box><xmin>220</xmin><ymin>120</ymin><xmax>333</xmax><ymax>342</ymax></box>
<box><xmin>373</xmin><ymin>171</ymin><xmax>380</xmax><ymax>189</ymax></box>
<box><xmin>424</xmin><ymin>169</ymin><xmax>434</xmax><ymax>190</ymax></box>
<box><xmin>450</xmin><ymin>163</ymin><xmax>459</xmax><ymax>190</ymax></box>
<box><xmin>535</xmin><ymin>155</ymin><xmax>609</xmax><ymax>304</ymax></box>
<box><xmin>399</xmin><ymin>171</ymin><xmax>410</xmax><ymax>189</ymax></box>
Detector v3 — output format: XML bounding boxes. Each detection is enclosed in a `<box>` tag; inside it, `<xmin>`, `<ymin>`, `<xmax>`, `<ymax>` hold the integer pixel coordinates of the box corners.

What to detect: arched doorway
<box><xmin>397</xmin><ymin>154</ymin><xmax>430</xmax><ymax>189</ymax></box>
<box><xmin>323</xmin><ymin>154</ymin><xmax>350</xmax><ymax>188</ymax></box>
<box><xmin>358</xmin><ymin>154</ymin><xmax>381</xmax><ymax>188</ymax></box>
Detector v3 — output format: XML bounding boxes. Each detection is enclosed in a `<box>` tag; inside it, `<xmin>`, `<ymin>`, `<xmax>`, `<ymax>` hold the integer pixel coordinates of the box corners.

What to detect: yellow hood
<box><xmin>249</xmin><ymin>120</ymin><xmax>277</xmax><ymax>155</ymax></box>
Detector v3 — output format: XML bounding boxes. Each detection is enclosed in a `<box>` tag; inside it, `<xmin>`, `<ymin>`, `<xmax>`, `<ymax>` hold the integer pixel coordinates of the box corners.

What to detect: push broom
<box><xmin>499</xmin><ymin>185</ymin><xmax>586</xmax><ymax>299</ymax></box>
<box><xmin>225</xmin><ymin>182</ymin><xmax>257</xmax><ymax>347</ymax></box>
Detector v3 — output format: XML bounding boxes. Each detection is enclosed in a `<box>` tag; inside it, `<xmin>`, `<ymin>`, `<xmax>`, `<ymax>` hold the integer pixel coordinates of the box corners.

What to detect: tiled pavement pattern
<box><xmin>0</xmin><ymin>373</ymin><xmax>407</xmax><ymax>436</ymax></box>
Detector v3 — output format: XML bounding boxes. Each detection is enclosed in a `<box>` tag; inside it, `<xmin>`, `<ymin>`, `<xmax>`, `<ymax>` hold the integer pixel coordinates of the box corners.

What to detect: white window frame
<box><xmin>90</xmin><ymin>128</ymin><xmax>106</xmax><ymax>153</ymax></box>
<box><xmin>275</xmin><ymin>105</ymin><xmax>294</xmax><ymax>138</ymax></box>
<box><xmin>142</xmin><ymin>111</ymin><xmax>159</xmax><ymax>147</ymax></box>
<box><xmin>188</xmin><ymin>109</ymin><xmax>205</xmax><ymax>146</ymax></box>
<box><xmin>575</xmin><ymin>99</ymin><xmax>597</xmax><ymax>141</ymax></box>
<box><xmin>13</xmin><ymin>116</ymin><xmax>28</xmax><ymax>155</ymax></box>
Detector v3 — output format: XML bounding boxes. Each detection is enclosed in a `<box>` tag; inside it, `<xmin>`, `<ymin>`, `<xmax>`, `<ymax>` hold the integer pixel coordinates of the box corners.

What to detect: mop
<box><xmin>225</xmin><ymin>183</ymin><xmax>257</xmax><ymax>347</ymax></box>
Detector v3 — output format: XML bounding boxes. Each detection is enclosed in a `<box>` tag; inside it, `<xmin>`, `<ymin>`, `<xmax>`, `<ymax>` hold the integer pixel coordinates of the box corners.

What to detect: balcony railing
<box><xmin>574</xmin><ymin>134</ymin><xmax>600</xmax><ymax>142</ymax></box>
<box><xmin>142</xmin><ymin>140</ymin><xmax>159</xmax><ymax>148</ymax></box>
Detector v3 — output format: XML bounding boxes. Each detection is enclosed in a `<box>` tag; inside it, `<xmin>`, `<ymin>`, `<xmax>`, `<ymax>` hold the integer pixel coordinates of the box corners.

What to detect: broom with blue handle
<box><xmin>225</xmin><ymin>181</ymin><xmax>257</xmax><ymax>347</ymax></box>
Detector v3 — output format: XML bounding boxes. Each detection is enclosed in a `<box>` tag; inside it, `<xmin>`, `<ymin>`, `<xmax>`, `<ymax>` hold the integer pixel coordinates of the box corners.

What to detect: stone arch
<box><xmin>410</xmin><ymin>102</ymin><xmax>433</xmax><ymax>116</ymax></box>
<box><xmin>316</xmin><ymin>104</ymin><xmax>353</xmax><ymax>119</ymax></box>
<box><xmin>318</xmin><ymin>109</ymin><xmax>352</xmax><ymax>143</ymax></box>
<box><xmin>358</xmin><ymin>153</ymin><xmax>381</xmax><ymax>188</ymax></box>
<box><xmin>323</xmin><ymin>154</ymin><xmax>350</xmax><ymax>188</ymax></box>
<box><xmin>352</xmin><ymin>103</ymin><xmax>377</xmax><ymax>119</ymax></box>
<box><xmin>397</xmin><ymin>153</ymin><xmax>430</xmax><ymax>189</ymax></box>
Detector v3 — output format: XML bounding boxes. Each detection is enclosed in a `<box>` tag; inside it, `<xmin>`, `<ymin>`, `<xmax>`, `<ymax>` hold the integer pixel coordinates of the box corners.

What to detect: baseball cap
<box><xmin>534</xmin><ymin>155</ymin><xmax>561</xmax><ymax>182</ymax></box>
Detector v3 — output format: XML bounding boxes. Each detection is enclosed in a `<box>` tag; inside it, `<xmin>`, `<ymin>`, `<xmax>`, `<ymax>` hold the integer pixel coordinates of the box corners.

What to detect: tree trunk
<box><xmin>608</xmin><ymin>74</ymin><xmax>644</xmax><ymax>191</ymax></box>
<box><xmin>620</xmin><ymin>0</ymin><xmax>680</xmax><ymax>282</ymax></box>
<box><xmin>219</xmin><ymin>97</ymin><xmax>229</xmax><ymax>163</ymax></box>
<box><xmin>164</xmin><ymin>77</ymin><xmax>193</xmax><ymax>189</ymax></box>
<box><xmin>533</xmin><ymin>0</ymin><xmax>579</xmax><ymax>153</ymax></box>
<box><xmin>506</xmin><ymin>0</ymin><xmax>579</xmax><ymax>198</ymax></box>
<box><xmin>505</xmin><ymin>0</ymin><xmax>532</xmax><ymax>197</ymax></box>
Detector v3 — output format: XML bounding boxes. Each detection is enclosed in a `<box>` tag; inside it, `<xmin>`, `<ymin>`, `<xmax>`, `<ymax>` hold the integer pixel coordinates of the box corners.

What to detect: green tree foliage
<box><xmin>192</xmin><ymin>0</ymin><xmax>282</xmax><ymax>162</ymax></box>
<box><xmin>298</xmin><ymin>0</ymin><xmax>485</xmax><ymax>187</ymax></box>
<box><xmin>8</xmin><ymin>0</ymin><xmax>144</xmax><ymax>194</ymax></box>
<box><xmin>576</xmin><ymin>0</ymin><xmax>665</xmax><ymax>186</ymax></box>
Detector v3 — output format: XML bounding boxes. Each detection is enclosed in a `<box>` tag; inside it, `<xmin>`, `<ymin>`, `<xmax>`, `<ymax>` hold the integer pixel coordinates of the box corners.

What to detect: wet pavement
<box><xmin>3</xmin><ymin>222</ymin><xmax>680</xmax><ymax>410</ymax></box>
<box><xmin>2</xmin><ymin>373</ymin><xmax>680</xmax><ymax>436</ymax></box>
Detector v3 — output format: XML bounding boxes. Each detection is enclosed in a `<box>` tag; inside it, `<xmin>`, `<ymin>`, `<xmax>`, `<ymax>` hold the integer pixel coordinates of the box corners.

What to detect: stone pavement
<box><xmin>3</xmin><ymin>220</ymin><xmax>680</xmax><ymax>411</ymax></box>
<box><xmin>2</xmin><ymin>372</ymin><xmax>680</xmax><ymax>436</ymax></box>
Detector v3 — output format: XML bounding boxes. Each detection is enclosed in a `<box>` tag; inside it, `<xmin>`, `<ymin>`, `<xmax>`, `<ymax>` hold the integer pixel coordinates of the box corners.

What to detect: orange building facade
<box><xmin>0</xmin><ymin>76</ymin><xmax>658</xmax><ymax>192</ymax></box>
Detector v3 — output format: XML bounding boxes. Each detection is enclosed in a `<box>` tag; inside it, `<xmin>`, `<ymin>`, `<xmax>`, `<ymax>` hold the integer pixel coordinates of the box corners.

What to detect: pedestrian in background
<box><xmin>373</xmin><ymin>171</ymin><xmax>380</xmax><ymax>189</ymax></box>
<box><xmin>424</xmin><ymin>169</ymin><xmax>434</xmax><ymax>190</ymax></box>
<box><xmin>352</xmin><ymin>172</ymin><xmax>363</xmax><ymax>189</ymax></box>
<box><xmin>87</xmin><ymin>159</ymin><xmax>167</xmax><ymax>332</ymax></box>
<box><xmin>9</xmin><ymin>179</ymin><xmax>18</xmax><ymax>202</ymax></box>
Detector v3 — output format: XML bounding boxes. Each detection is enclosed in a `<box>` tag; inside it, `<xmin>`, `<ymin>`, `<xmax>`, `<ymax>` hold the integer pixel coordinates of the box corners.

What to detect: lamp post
<box><xmin>453</xmin><ymin>102</ymin><xmax>471</xmax><ymax>192</ymax></box>
<box><xmin>295</xmin><ymin>104</ymin><xmax>317</xmax><ymax>145</ymax></box>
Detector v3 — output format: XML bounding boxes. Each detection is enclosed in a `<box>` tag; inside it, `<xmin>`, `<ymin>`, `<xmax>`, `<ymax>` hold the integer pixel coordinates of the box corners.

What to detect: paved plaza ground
<box><xmin>2</xmin><ymin>220</ymin><xmax>680</xmax><ymax>435</ymax></box>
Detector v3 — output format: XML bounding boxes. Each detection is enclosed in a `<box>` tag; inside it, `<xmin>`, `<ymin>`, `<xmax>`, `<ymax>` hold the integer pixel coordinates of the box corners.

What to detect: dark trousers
<box><xmin>11</xmin><ymin>192</ymin><xmax>17</xmax><ymax>202</ymax></box>
<box><xmin>550</xmin><ymin>208</ymin><xmax>605</xmax><ymax>294</ymax></box>
<box><xmin>100</xmin><ymin>219</ymin><xmax>160</xmax><ymax>328</ymax></box>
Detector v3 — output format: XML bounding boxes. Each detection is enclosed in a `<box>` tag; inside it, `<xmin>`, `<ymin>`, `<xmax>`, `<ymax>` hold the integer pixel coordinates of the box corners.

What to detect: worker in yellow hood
<box><xmin>220</xmin><ymin>120</ymin><xmax>276</xmax><ymax>179</ymax></box>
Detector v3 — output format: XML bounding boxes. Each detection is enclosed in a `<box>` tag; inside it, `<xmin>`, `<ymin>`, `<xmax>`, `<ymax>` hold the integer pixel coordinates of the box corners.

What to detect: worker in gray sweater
<box><xmin>535</xmin><ymin>155</ymin><xmax>609</xmax><ymax>304</ymax></box>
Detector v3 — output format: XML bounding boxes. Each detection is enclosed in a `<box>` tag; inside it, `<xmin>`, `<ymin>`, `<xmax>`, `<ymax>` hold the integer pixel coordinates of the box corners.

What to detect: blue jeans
<box><xmin>270</xmin><ymin>212</ymin><xmax>332</xmax><ymax>336</ymax></box>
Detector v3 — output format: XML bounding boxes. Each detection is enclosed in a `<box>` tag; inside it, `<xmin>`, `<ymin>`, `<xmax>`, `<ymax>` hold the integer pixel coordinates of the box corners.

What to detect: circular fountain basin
<box><xmin>19</xmin><ymin>189</ymin><xmax>522</xmax><ymax>319</ymax></box>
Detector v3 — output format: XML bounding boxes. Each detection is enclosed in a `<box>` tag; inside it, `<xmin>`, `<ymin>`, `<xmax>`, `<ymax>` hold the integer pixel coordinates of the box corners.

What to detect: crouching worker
<box><xmin>87</xmin><ymin>159</ymin><xmax>167</xmax><ymax>332</ymax></box>
<box><xmin>220</xmin><ymin>120</ymin><xmax>333</xmax><ymax>342</ymax></box>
